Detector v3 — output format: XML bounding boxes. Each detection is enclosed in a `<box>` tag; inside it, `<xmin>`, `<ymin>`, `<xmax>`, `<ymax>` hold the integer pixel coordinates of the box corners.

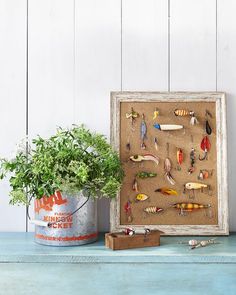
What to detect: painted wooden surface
<box><xmin>0</xmin><ymin>0</ymin><xmax>27</xmax><ymax>231</ymax></box>
<box><xmin>0</xmin><ymin>233</ymin><xmax>236</xmax><ymax>295</ymax></box>
<box><xmin>0</xmin><ymin>233</ymin><xmax>236</xmax><ymax>263</ymax></box>
<box><xmin>1</xmin><ymin>263</ymin><xmax>236</xmax><ymax>295</ymax></box>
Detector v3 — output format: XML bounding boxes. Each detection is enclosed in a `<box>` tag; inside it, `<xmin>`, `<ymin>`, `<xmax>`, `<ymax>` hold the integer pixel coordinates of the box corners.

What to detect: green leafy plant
<box><xmin>0</xmin><ymin>125</ymin><xmax>124</xmax><ymax>205</ymax></box>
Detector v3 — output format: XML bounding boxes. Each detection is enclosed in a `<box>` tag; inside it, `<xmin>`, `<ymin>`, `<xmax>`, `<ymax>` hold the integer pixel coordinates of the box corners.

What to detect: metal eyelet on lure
<box><xmin>126</xmin><ymin>107</ymin><xmax>139</xmax><ymax>131</ymax></box>
<box><xmin>124</xmin><ymin>200</ymin><xmax>133</xmax><ymax>223</ymax></box>
<box><xmin>199</xmin><ymin>135</ymin><xmax>211</xmax><ymax>161</ymax></box>
<box><xmin>176</xmin><ymin>148</ymin><xmax>184</xmax><ymax>171</ymax></box>
<box><xmin>172</xmin><ymin>202</ymin><xmax>211</xmax><ymax>216</ymax></box>
<box><xmin>153</xmin><ymin>108</ymin><xmax>159</xmax><ymax>120</ymax></box>
<box><xmin>130</xmin><ymin>154</ymin><xmax>160</xmax><ymax>166</ymax></box>
<box><xmin>164</xmin><ymin>143</ymin><xmax>175</xmax><ymax>185</ymax></box>
<box><xmin>140</xmin><ymin>113</ymin><xmax>147</xmax><ymax>149</ymax></box>
<box><xmin>205</xmin><ymin>110</ymin><xmax>212</xmax><ymax>135</ymax></box>
<box><xmin>188</xmin><ymin>148</ymin><xmax>196</xmax><ymax>174</ymax></box>
<box><xmin>174</xmin><ymin>109</ymin><xmax>198</xmax><ymax>125</ymax></box>
<box><xmin>155</xmin><ymin>188</ymin><xmax>178</xmax><ymax>196</ymax></box>
<box><xmin>154</xmin><ymin>123</ymin><xmax>183</xmax><ymax>131</ymax></box>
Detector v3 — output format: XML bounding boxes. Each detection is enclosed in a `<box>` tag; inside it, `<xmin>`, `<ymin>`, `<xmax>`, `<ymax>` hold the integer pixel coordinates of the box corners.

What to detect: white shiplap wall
<box><xmin>0</xmin><ymin>0</ymin><xmax>235</xmax><ymax>232</ymax></box>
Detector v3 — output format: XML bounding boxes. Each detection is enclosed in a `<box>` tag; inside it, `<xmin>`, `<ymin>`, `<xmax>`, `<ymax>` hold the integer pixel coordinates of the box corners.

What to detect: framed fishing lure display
<box><xmin>110</xmin><ymin>92</ymin><xmax>228</xmax><ymax>235</ymax></box>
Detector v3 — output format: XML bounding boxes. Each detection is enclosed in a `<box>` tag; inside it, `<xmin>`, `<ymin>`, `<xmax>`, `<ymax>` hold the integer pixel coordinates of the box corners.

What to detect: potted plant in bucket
<box><xmin>0</xmin><ymin>125</ymin><xmax>123</xmax><ymax>246</ymax></box>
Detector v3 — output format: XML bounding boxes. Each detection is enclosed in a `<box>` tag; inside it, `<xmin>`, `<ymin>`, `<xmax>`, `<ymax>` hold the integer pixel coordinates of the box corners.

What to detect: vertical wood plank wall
<box><xmin>0</xmin><ymin>0</ymin><xmax>235</xmax><ymax>232</ymax></box>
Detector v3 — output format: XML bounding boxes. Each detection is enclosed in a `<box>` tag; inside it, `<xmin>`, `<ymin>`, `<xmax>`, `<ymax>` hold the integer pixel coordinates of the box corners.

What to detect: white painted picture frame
<box><xmin>110</xmin><ymin>92</ymin><xmax>228</xmax><ymax>235</ymax></box>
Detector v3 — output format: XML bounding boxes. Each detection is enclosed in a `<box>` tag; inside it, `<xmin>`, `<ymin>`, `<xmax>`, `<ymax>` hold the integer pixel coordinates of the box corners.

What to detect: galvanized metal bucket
<box><xmin>34</xmin><ymin>191</ymin><xmax>98</xmax><ymax>246</ymax></box>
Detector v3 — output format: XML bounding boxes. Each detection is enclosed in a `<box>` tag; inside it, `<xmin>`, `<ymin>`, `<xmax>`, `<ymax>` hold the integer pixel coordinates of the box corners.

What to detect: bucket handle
<box><xmin>27</xmin><ymin>195</ymin><xmax>90</xmax><ymax>228</ymax></box>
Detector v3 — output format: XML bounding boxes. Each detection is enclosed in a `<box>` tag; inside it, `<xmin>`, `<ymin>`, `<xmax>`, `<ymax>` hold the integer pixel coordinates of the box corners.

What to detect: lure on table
<box><xmin>176</xmin><ymin>148</ymin><xmax>184</xmax><ymax>170</ymax></box>
<box><xmin>199</xmin><ymin>136</ymin><xmax>211</xmax><ymax>161</ymax></box>
<box><xmin>124</xmin><ymin>200</ymin><xmax>133</xmax><ymax>223</ymax></box>
<box><xmin>164</xmin><ymin>157</ymin><xmax>175</xmax><ymax>185</ymax></box>
<box><xmin>136</xmin><ymin>171</ymin><xmax>157</xmax><ymax>178</ymax></box>
<box><xmin>154</xmin><ymin>123</ymin><xmax>183</xmax><ymax>131</ymax></box>
<box><xmin>130</xmin><ymin>154</ymin><xmax>160</xmax><ymax>166</ymax></box>
<box><xmin>144</xmin><ymin>206</ymin><xmax>164</xmax><ymax>214</ymax></box>
<box><xmin>174</xmin><ymin>109</ymin><xmax>198</xmax><ymax>125</ymax></box>
<box><xmin>135</xmin><ymin>193</ymin><xmax>149</xmax><ymax>202</ymax></box>
<box><xmin>172</xmin><ymin>202</ymin><xmax>211</xmax><ymax>216</ymax></box>
<box><xmin>155</xmin><ymin>188</ymin><xmax>178</xmax><ymax>196</ymax></box>
<box><xmin>140</xmin><ymin>114</ymin><xmax>147</xmax><ymax>149</ymax></box>
<box><xmin>188</xmin><ymin>148</ymin><xmax>196</xmax><ymax>174</ymax></box>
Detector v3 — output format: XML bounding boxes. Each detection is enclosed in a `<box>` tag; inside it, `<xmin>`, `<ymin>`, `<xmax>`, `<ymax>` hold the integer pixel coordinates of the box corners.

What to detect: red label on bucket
<box><xmin>35</xmin><ymin>192</ymin><xmax>67</xmax><ymax>213</ymax></box>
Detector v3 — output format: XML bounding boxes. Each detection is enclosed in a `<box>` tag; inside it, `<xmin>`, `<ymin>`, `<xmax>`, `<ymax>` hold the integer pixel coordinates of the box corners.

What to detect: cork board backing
<box><xmin>120</xmin><ymin>101</ymin><xmax>217</xmax><ymax>226</ymax></box>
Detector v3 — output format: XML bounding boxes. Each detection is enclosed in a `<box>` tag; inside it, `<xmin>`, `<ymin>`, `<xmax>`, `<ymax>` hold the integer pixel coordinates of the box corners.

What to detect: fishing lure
<box><xmin>176</xmin><ymin>148</ymin><xmax>184</xmax><ymax>170</ymax></box>
<box><xmin>132</xmin><ymin>178</ymin><xmax>138</xmax><ymax>192</ymax></box>
<box><xmin>136</xmin><ymin>171</ymin><xmax>157</xmax><ymax>178</ymax></box>
<box><xmin>153</xmin><ymin>108</ymin><xmax>159</xmax><ymax>120</ymax></box>
<box><xmin>126</xmin><ymin>107</ymin><xmax>139</xmax><ymax>130</ymax></box>
<box><xmin>140</xmin><ymin>114</ymin><xmax>147</xmax><ymax>149</ymax></box>
<box><xmin>154</xmin><ymin>137</ymin><xmax>158</xmax><ymax>151</ymax></box>
<box><xmin>124</xmin><ymin>200</ymin><xmax>133</xmax><ymax>222</ymax></box>
<box><xmin>205</xmin><ymin>110</ymin><xmax>212</xmax><ymax>135</ymax></box>
<box><xmin>188</xmin><ymin>148</ymin><xmax>196</xmax><ymax>174</ymax></box>
<box><xmin>198</xmin><ymin>169</ymin><xmax>213</xmax><ymax>180</ymax></box>
<box><xmin>191</xmin><ymin>238</ymin><xmax>218</xmax><ymax>250</ymax></box>
<box><xmin>172</xmin><ymin>202</ymin><xmax>211</xmax><ymax>216</ymax></box>
<box><xmin>155</xmin><ymin>188</ymin><xmax>178</xmax><ymax>196</ymax></box>
<box><xmin>164</xmin><ymin>158</ymin><xmax>175</xmax><ymax>185</ymax></box>
<box><xmin>154</xmin><ymin>123</ymin><xmax>183</xmax><ymax>131</ymax></box>
<box><xmin>185</xmin><ymin>182</ymin><xmax>208</xmax><ymax>190</ymax></box>
<box><xmin>174</xmin><ymin>109</ymin><xmax>198</xmax><ymax>125</ymax></box>
<box><xmin>126</xmin><ymin>142</ymin><xmax>131</xmax><ymax>151</ymax></box>
<box><xmin>199</xmin><ymin>136</ymin><xmax>211</xmax><ymax>161</ymax></box>
<box><xmin>123</xmin><ymin>227</ymin><xmax>151</xmax><ymax>236</ymax></box>
<box><xmin>130</xmin><ymin>154</ymin><xmax>160</xmax><ymax>166</ymax></box>
<box><xmin>144</xmin><ymin>206</ymin><xmax>164</xmax><ymax>214</ymax></box>
<box><xmin>135</xmin><ymin>193</ymin><xmax>149</xmax><ymax>202</ymax></box>
<box><xmin>184</xmin><ymin>182</ymin><xmax>211</xmax><ymax>198</ymax></box>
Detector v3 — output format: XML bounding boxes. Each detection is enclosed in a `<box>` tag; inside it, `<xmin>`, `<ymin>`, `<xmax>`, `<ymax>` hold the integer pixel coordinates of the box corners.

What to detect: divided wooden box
<box><xmin>105</xmin><ymin>230</ymin><xmax>163</xmax><ymax>250</ymax></box>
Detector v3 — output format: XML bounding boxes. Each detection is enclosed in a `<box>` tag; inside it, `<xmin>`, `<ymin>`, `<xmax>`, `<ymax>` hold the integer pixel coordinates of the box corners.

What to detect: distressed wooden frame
<box><xmin>110</xmin><ymin>92</ymin><xmax>228</xmax><ymax>235</ymax></box>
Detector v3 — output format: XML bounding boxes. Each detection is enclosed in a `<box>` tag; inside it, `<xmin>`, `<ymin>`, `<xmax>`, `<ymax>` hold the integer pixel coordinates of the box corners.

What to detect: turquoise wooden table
<box><xmin>0</xmin><ymin>233</ymin><xmax>236</xmax><ymax>295</ymax></box>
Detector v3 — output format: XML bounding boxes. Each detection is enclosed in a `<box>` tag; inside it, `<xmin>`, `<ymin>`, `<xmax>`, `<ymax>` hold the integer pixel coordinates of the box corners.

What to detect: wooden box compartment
<box><xmin>105</xmin><ymin>230</ymin><xmax>162</xmax><ymax>250</ymax></box>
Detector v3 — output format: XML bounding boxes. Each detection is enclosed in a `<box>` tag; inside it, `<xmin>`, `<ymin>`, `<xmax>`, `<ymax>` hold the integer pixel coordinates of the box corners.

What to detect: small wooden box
<box><xmin>105</xmin><ymin>230</ymin><xmax>163</xmax><ymax>250</ymax></box>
